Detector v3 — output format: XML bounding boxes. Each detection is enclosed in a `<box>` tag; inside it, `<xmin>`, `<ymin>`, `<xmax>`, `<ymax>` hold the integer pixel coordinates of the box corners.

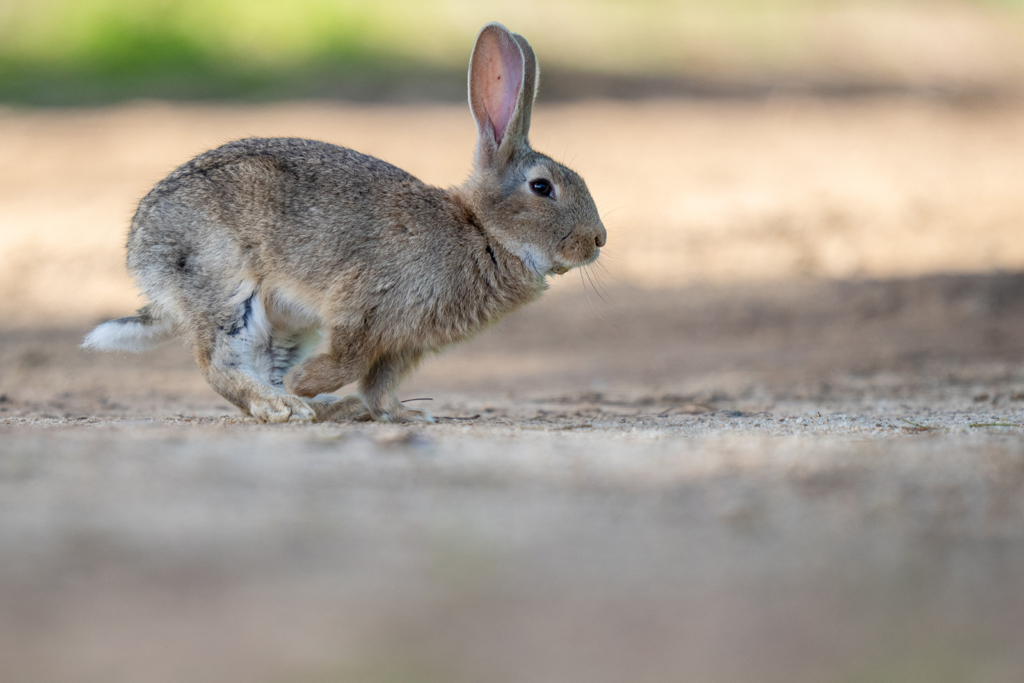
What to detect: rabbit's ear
<box><xmin>469</xmin><ymin>23</ymin><xmax>539</xmax><ymax>169</ymax></box>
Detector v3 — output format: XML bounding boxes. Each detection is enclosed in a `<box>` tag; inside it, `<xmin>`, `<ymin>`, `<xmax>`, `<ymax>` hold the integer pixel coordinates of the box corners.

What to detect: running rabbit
<box><xmin>84</xmin><ymin>22</ymin><xmax>606</xmax><ymax>423</ymax></box>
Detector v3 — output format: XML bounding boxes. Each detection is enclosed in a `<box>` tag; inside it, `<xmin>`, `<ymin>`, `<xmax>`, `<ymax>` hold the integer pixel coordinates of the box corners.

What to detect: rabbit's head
<box><xmin>465</xmin><ymin>23</ymin><xmax>606</xmax><ymax>277</ymax></box>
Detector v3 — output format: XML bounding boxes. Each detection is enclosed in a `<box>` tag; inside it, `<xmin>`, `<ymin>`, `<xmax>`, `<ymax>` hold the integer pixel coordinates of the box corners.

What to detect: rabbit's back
<box><xmin>128</xmin><ymin>138</ymin><xmax>458</xmax><ymax>295</ymax></box>
<box><xmin>130</xmin><ymin>138</ymin><xmax>425</xmax><ymax>263</ymax></box>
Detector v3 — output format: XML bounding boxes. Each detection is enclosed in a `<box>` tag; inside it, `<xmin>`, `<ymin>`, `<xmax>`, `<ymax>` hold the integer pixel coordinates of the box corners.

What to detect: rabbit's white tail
<box><xmin>82</xmin><ymin>306</ymin><xmax>175</xmax><ymax>353</ymax></box>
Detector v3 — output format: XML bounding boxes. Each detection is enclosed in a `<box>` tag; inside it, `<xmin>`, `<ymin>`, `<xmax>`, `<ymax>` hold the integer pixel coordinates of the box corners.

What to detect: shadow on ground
<box><xmin>4</xmin><ymin>271</ymin><xmax>1024</xmax><ymax>416</ymax></box>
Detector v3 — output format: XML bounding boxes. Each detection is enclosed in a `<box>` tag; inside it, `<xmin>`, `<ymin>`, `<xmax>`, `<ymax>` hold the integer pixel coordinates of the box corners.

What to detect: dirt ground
<box><xmin>2</xmin><ymin>101</ymin><xmax>1024</xmax><ymax>682</ymax></box>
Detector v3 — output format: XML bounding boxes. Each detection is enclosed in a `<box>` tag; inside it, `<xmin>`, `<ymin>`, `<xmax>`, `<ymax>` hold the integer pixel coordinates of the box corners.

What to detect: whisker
<box><xmin>592</xmin><ymin>258</ymin><xmax>616</xmax><ymax>281</ymax></box>
<box><xmin>584</xmin><ymin>265</ymin><xmax>608</xmax><ymax>304</ymax></box>
<box><xmin>588</xmin><ymin>257</ymin><xmax>618</xmax><ymax>290</ymax></box>
<box><xmin>593</xmin><ymin>248</ymin><xmax>622</xmax><ymax>265</ymax></box>
<box><xmin>587</xmin><ymin>264</ymin><xmax>614</xmax><ymax>301</ymax></box>
<box><xmin>593</xmin><ymin>266</ymin><xmax>614</xmax><ymax>302</ymax></box>
<box><xmin>579</xmin><ymin>268</ymin><xmax>618</xmax><ymax>328</ymax></box>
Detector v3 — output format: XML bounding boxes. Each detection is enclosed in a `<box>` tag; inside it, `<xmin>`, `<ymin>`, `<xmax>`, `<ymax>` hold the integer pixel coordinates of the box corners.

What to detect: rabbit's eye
<box><xmin>529</xmin><ymin>179</ymin><xmax>553</xmax><ymax>198</ymax></box>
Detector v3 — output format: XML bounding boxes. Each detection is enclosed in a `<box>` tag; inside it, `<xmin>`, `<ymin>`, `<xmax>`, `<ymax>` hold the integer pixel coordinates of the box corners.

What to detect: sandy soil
<box><xmin>2</xmin><ymin>101</ymin><xmax>1024</xmax><ymax>682</ymax></box>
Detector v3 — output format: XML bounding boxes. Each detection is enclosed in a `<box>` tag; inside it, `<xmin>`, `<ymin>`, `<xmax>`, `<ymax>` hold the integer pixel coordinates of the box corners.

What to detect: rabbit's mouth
<box><xmin>548</xmin><ymin>253</ymin><xmax>597</xmax><ymax>276</ymax></box>
<box><xmin>550</xmin><ymin>246</ymin><xmax>601</xmax><ymax>276</ymax></box>
<box><xmin>514</xmin><ymin>244</ymin><xmax>597</xmax><ymax>278</ymax></box>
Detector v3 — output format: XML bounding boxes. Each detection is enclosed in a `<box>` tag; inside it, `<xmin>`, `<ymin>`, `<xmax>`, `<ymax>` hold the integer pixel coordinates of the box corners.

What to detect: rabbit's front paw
<box><xmin>375</xmin><ymin>407</ymin><xmax>435</xmax><ymax>424</ymax></box>
<box><xmin>249</xmin><ymin>395</ymin><xmax>316</xmax><ymax>423</ymax></box>
<box><xmin>312</xmin><ymin>395</ymin><xmax>370</xmax><ymax>422</ymax></box>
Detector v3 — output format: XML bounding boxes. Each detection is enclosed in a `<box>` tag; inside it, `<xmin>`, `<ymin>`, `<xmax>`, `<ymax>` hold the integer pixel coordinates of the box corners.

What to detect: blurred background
<box><xmin>2</xmin><ymin>0</ymin><xmax>1024</xmax><ymax>323</ymax></box>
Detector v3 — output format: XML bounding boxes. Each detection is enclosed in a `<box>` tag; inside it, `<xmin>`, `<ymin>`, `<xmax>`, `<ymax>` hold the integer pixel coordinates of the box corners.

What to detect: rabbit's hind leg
<box><xmin>191</xmin><ymin>291</ymin><xmax>316</xmax><ymax>423</ymax></box>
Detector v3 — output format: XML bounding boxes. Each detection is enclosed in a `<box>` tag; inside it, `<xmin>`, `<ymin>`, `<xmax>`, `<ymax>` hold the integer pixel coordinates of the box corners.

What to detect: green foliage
<box><xmin>0</xmin><ymin>0</ymin><xmax>1021</xmax><ymax>104</ymax></box>
<box><xmin>0</xmin><ymin>0</ymin><xmax>439</xmax><ymax>102</ymax></box>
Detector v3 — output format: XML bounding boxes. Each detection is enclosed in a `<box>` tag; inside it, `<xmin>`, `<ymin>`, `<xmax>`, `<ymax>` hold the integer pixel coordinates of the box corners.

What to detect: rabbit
<box><xmin>82</xmin><ymin>22</ymin><xmax>606</xmax><ymax>424</ymax></box>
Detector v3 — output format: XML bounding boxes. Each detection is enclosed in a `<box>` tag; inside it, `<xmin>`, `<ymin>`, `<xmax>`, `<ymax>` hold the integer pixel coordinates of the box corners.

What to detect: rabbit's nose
<box><xmin>595</xmin><ymin>232</ymin><xmax>606</xmax><ymax>248</ymax></box>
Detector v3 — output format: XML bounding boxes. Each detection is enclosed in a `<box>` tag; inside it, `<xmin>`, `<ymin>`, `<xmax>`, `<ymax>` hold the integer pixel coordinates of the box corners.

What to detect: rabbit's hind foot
<box><xmin>248</xmin><ymin>394</ymin><xmax>317</xmax><ymax>424</ymax></box>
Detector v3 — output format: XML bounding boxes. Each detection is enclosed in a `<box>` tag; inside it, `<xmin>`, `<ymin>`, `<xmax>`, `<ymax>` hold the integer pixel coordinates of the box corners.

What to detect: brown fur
<box><xmin>83</xmin><ymin>23</ymin><xmax>606</xmax><ymax>423</ymax></box>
